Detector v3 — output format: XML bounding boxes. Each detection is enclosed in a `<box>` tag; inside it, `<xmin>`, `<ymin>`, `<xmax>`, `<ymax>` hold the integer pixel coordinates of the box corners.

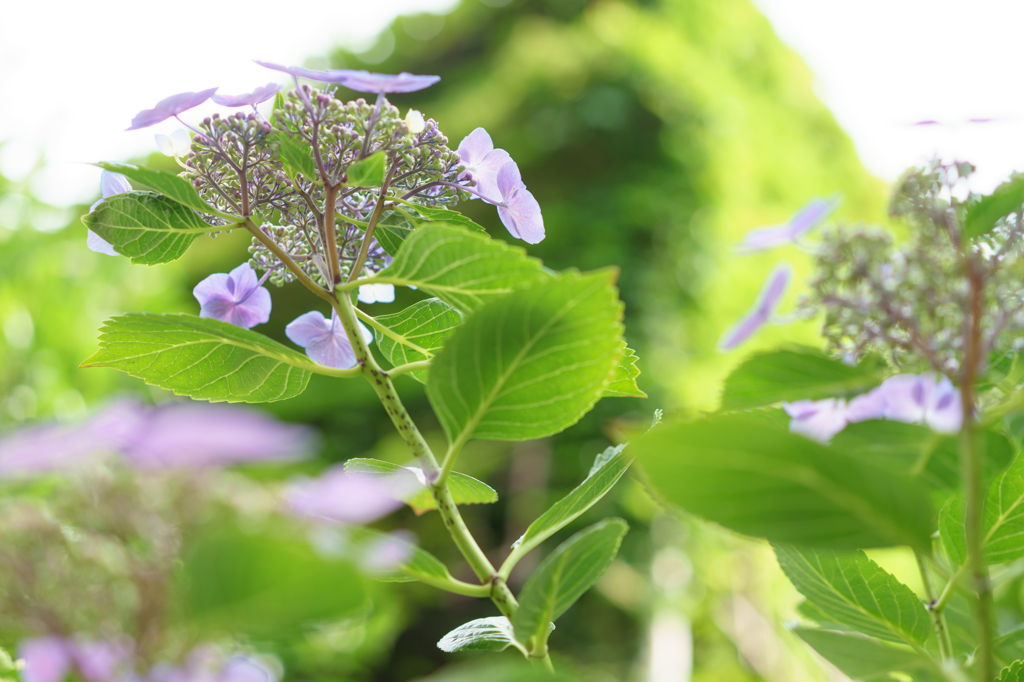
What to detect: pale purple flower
<box><xmin>88</xmin><ymin>170</ymin><xmax>133</xmax><ymax>256</ymax></box>
<box><xmin>494</xmin><ymin>161</ymin><xmax>545</xmax><ymax>244</ymax></box>
<box><xmin>358</xmin><ymin>530</ymin><xmax>417</xmax><ymax>575</ymax></box>
<box><xmin>284</xmin><ymin>466</ymin><xmax>407</xmax><ymax>524</ymax></box>
<box><xmin>738</xmin><ymin>196</ymin><xmax>840</xmax><ymax>253</ymax></box>
<box><xmin>875</xmin><ymin>373</ymin><xmax>963</xmax><ymax>433</ymax></box>
<box><xmin>70</xmin><ymin>639</ymin><xmax>133</xmax><ymax>682</ymax></box>
<box><xmin>212</xmin><ymin>83</ymin><xmax>281</xmax><ymax>108</ymax></box>
<box><xmin>18</xmin><ymin>637</ymin><xmax>132</xmax><ymax>682</ymax></box>
<box><xmin>718</xmin><ymin>263</ymin><xmax>791</xmax><ymax>350</ymax></box>
<box><xmin>285</xmin><ymin>310</ymin><xmax>372</xmax><ymax>369</ymax></box>
<box><xmin>358</xmin><ymin>283</ymin><xmax>395</xmax><ymax>304</ymax></box>
<box><xmin>845</xmin><ymin>389</ymin><xmax>888</xmax><ymax>423</ymax></box>
<box><xmin>20</xmin><ymin>637</ymin><xmax>73</xmax><ymax>682</ymax></box>
<box><xmin>127</xmin><ymin>88</ymin><xmax>218</xmax><ymax>130</ymax></box>
<box><xmin>254</xmin><ymin>61</ymin><xmax>439</xmax><ymax>93</ymax></box>
<box><xmin>217</xmin><ymin>658</ymin><xmax>272</xmax><ymax>682</ymax></box>
<box><xmin>193</xmin><ymin>263</ymin><xmax>272</xmax><ymax>329</ymax></box>
<box><xmin>783</xmin><ymin>398</ymin><xmax>849</xmax><ymax>443</ymax></box>
<box><xmin>456</xmin><ymin>128</ymin><xmax>512</xmax><ymax>202</ymax></box>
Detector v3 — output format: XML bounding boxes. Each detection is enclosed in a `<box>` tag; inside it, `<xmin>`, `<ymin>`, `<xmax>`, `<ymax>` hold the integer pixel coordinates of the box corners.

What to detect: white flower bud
<box><xmin>404</xmin><ymin>109</ymin><xmax>426</xmax><ymax>134</ymax></box>
<box><xmin>155</xmin><ymin>129</ymin><xmax>192</xmax><ymax>157</ymax></box>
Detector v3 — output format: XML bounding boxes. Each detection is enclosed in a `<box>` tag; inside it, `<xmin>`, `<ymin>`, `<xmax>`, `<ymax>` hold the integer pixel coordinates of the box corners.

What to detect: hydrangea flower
<box><xmin>737</xmin><ymin>196</ymin><xmax>840</xmax><ymax>253</ymax></box>
<box><xmin>495</xmin><ymin>161</ymin><xmax>545</xmax><ymax>244</ymax></box>
<box><xmin>358</xmin><ymin>283</ymin><xmax>396</xmax><ymax>305</ymax></box>
<box><xmin>284</xmin><ymin>465</ymin><xmax>408</xmax><ymax>524</ymax></box>
<box><xmin>211</xmin><ymin>83</ymin><xmax>281</xmax><ymax>108</ymax></box>
<box><xmin>718</xmin><ymin>263</ymin><xmax>791</xmax><ymax>350</ymax></box>
<box><xmin>87</xmin><ymin>171</ymin><xmax>132</xmax><ymax>256</ymax></box>
<box><xmin>255</xmin><ymin>61</ymin><xmax>439</xmax><ymax>93</ymax></box>
<box><xmin>19</xmin><ymin>636</ymin><xmax>132</xmax><ymax>682</ymax></box>
<box><xmin>456</xmin><ymin>128</ymin><xmax>512</xmax><ymax>203</ymax></box>
<box><xmin>193</xmin><ymin>263</ymin><xmax>272</xmax><ymax>329</ymax></box>
<box><xmin>126</xmin><ymin>88</ymin><xmax>218</xmax><ymax>130</ymax></box>
<box><xmin>783</xmin><ymin>398</ymin><xmax>849</xmax><ymax>443</ymax></box>
<box><xmin>874</xmin><ymin>373</ymin><xmax>963</xmax><ymax>433</ymax></box>
<box><xmin>286</xmin><ymin>310</ymin><xmax>372</xmax><ymax>369</ymax></box>
<box><xmin>154</xmin><ymin>129</ymin><xmax>192</xmax><ymax>158</ymax></box>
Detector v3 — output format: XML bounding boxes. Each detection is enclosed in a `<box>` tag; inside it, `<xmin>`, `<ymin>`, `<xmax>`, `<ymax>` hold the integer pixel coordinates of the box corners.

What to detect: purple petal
<box><xmin>845</xmin><ymin>388</ymin><xmax>888</xmax><ymax>423</ymax></box>
<box><xmin>358</xmin><ymin>530</ymin><xmax>417</xmax><ymax>575</ymax></box>
<box><xmin>127</xmin><ymin>88</ymin><xmax>218</xmax><ymax>131</ymax></box>
<box><xmin>194</xmin><ymin>273</ymin><xmax>234</xmax><ymax>307</ymax></box>
<box><xmin>878</xmin><ymin>374</ymin><xmax>928</xmax><ymax>425</ymax></box>
<box><xmin>456</xmin><ymin>128</ymin><xmax>495</xmax><ymax>166</ymax></box>
<box><xmin>756</xmin><ymin>264</ymin><xmax>791</xmax><ymax>316</ymax></box>
<box><xmin>87</xmin><ymin>230</ymin><xmax>119</xmax><ymax>256</ymax></box>
<box><xmin>19</xmin><ymin>638</ymin><xmax>73</xmax><ymax>682</ymax></box>
<box><xmin>227</xmin><ymin>287</ymin><xmax>272</xmax><ymax>329</ymax></box>
<box><xmin>71</xmin><ymin>639</ymin><xmax>132</xmax><ymax>682</ymax></box>
<box><xmin>782</xmin><ymin>398</ymin><xmax>848</xmax><ymax>443</ymax></box>
<box><xmin>737</xmin><ymin>196</ymin><xmax>840</xmax><ymax>254</ymax></box>
<box><xmin>470</xmin><ymin>149</ymin><xmax>512</xmax><ymax>203</ymax></box>
<box><xmin>718</xmin><ymin>310</ymin><xmax>769</xmax><ymax>351</ymax></box>
<box><xmin>100</xmin><ymin>170</ymin><xmax>132</xmax><ymax>198</ymax></box>
<box><xmin>217</xmin><ymin>658</ymin><xmax>272</xmax><ymax>682</ymax></box>
<box><xmin>286</xmin><ymin>311</ymin><xmax>370</xmax><ymax>369</ymax></box>
<box><xmin>119</xmin><ymin>402</ymin><xmax>316</xmax><ymax>469</ymax></box>
<box><xmin>285</xmin><ymin>466</ymin><xmax>407</xmax><ymax>524</ymax></box>
<box><xmin>925</xmin><ymin>375</ymin><xmax>963</xmax><ymax>433</ymax></box>
<box><xmin>193</xmin><ymin>264</ymin><xmax>271</xmax><ymax>329</ymax></box>
<box><xmin>254</xmin><ymin>60</ymin><xmax>334</xmax><ymax>81</ymax></box>
<box><xmin>284</xmin><ymin>310</ymin><xmax>333</xmax><ymax>348</ymax></box>
<box><xmin>211</xmin><ymin>83</ymin><xmax>282</xmax><ymax>108</ymax></box>
<box><xmin>717</xmin><ymin>264</ymin><xmax>790</xmax><ymax>351</ymax></box>
<box><xmin>496</xmin><ymin>159</ymin><xmax>525</xmax><ymax>200</ymax></box>
<box><xmin>497</xmin><ymin>185</ymin><xmax>545</xmax><ymax>244</ymax></box>
<box><xmin>334</xmin><ymin>70</ymin><xmax>440</xmax><ymax>94</ymax></box>
<box><xmin>737</xmin><ymin>224</ymin><xmax>797</xmax><ymax>253</ymax></box>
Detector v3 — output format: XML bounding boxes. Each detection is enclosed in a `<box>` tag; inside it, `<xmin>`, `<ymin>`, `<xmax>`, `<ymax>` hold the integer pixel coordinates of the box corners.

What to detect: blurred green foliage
<box><xmin>0</xmin><ymin>0</ymin><xmax>889</xmax><ymax>679</ymax></box>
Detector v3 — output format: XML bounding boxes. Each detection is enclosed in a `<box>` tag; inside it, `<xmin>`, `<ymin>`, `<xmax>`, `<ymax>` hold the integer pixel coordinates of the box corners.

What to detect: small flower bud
<box><xmin>404</xmin><ymin>109</ymin><xmax>426</xmax><ymax>134</ymax></box>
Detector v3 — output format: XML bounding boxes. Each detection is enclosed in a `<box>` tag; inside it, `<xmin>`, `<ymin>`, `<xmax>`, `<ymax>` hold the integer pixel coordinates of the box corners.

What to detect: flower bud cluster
<box><xmin>805</xmin><ymin>161</ymin><xmax>1024</xmax><ymax>376</ymax></box>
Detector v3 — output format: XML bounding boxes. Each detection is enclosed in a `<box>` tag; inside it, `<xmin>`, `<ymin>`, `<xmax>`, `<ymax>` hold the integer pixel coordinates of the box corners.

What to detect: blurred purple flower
<box><xmin>193</xmin><ymin>263</ymin><xmax>272</xmax><ymax>329</ymax></box>
<box><xmin>0</xmin><ymin>399</ymin><xmax>316</xmax><ymax>476</ymax></box>
<box><xmin>875</xmin><ymin>373</ymin><xmax>963</xmax><ymax>433</ymax></box>
<box><xmin>718</xmin><ymin>263</ymin><xmax>791</xmax><ymax>350</ymax></box>
<box><xmin>737</xmin><ymin>196</ymin><xmax>840</xmax><ymax>253</ymax></box>
<box><xmin>254</xmin><ymin>61</ymin><xmax>439</xmax><ymax>93</ymax></box>
<box><xmin>494</xmin><ymin>161</ymin><xmax>545</xmax><ymax>244</ymax></box>
<box><xmin>19</xmin><ymin>637</ymin><xmax>132</xmax><ymax>682</ymax></box>
<box><xmin>358</xmin><ymin>530</ymin><xmax>417</xmax><ymax>575</ymax></box>
<box><xmin>88</xmin><ymin>171</ymin><xmax>133</xmax><ymax>256</ymax></box>
<box><xmin>20</xmin><ymin>637</ymin><xmax>72</xmax><ymax>682</ymax></box>
<box><xmin>783</xmin><ymin>398</ymin><xmax>849</xmax><ymax>443</ymax></box>
<box><xmin>456</xmin><ymin>128</ymin><xmax>511</xmax><ymax>203</ymax></box>
<box><xmin>212</xmin><ymin>83</ymin><xmax>281</xmax><ymax>108</ymax></box>
<box><xmin>286</xmin><ymin>310</ymin><xmax>372</xmax><ymax>369</ymax></box>
<box><xmin>127</xmin><ymin>88</ymin><xmax>218</xmax><ymax>131</ymax></box>
<box><xmin>285</xmin><ymin>466</ymin><xmax>408</xmax><ymax>524</ymax></box>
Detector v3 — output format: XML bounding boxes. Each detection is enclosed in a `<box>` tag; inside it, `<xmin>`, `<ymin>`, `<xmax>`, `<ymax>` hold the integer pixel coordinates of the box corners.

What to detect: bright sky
<box><xmin>1</xmin><ymin>0</ymin><xmax>1021</xmax><ymax>212</ymax></box>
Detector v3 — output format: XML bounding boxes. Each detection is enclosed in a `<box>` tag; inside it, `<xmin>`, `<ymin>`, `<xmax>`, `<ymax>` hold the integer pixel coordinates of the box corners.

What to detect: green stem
<box><xmin>387</xmin><ymin>360</ymin><xmax>432</xmax><ymax>378</ymax></box>
<box><xmin>935</xmin><ymin>565</ymin><xmax>968</xmax><ymax>613</ymax></box>
<box><xmin>244</xmin><ymin>219</ymin><xmax>333</xmax><ymax>304</ymax></box>
<box><xmin>917</xmin><ymin>552</ymin><xmax>954</xmax><ymax>662</ymax></box>
<box><xmin>352</xmin><ymin>307</ymin><xmax>433</xmax><ymax>357</ymax></box>
<box><xmin>347</xmin><ymin>159</ymin><xmax>397</xmax><ymax>283</ymax></box>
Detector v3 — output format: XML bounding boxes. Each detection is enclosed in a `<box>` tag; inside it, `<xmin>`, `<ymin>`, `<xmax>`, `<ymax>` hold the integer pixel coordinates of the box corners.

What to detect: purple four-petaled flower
<box><xmin>285</xmin><ymin>309</ymin><xmax>372</xmax><ymax>369</ymax></box>
<box><xmin>212</xmin><ymin>83</ymin><xmax>282</xmax><ymax>108</ymax></box>
<box><xmin>737</xmin><ymin>196</ymin><xmax>840</xmax><ymax>253</ymax></box>
<box><xmin>718</xmin><ymin>263</ymin><xmax>791</xmax><ymax>350</ymax></box>
<box><xmin>495</xmin><ymin>161</ymin><xmax>545</xmax><ymax>244</ymax></box>
<box><xmin>456</xmin><ymin>128</ymin><xmax>511</xmax><ymax>203</ymax></box>
<box><xmin>193</xmin><ymin>263</ymin><xmax>272</xmax><ymax>329</ymax></box>
<box><xmin>126</xmin><ymin>88</ymin><xmax>218</xmax><ymax>131</ymax></box>
<box><xmin>87</xmin><ymin>170</ymin><xmax>132</xmax><ymax>256</ymax></box>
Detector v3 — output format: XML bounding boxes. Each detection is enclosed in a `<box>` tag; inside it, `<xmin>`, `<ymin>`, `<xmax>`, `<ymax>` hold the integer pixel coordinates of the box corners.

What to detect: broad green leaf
<box><xmin>793</xmin><ymin>628</ymin><xmax>937</xmax><ymax>681</ymax></box>
<box><xmin>999</xmin><ymin>661</ymin><xmax>1024</xmax><ymax>682</ymax></box>
<box><xmin>348</xmin><ymin>151</ymin><xmax>386</xmax><ymax>186</ymax></box>
<box><xmin>602</xmin><ymin>344</ymin><xmax>646</xmax><ymax>398</ymax></box>
<box><xmin>775</xmin><ymin>546</ymin><xmax>932</xmax><ymax>645</ymax></box>
<box><xmin>996</xmin><ymin>628</ymin><xmax>1024</xmax><ymax>669</ymax></box>
<box><xmin>965</xmin><ymin>175</ymin><xmax>1024</xmax><ymax>239</ymax></box>
<box><xmin>405</xmin><ymin>203</ymin><xmax>488</xmax><ymax>233</ymax></box>
<box><xmin>272</xmin><ymin>132</ymin><xmax>318</xmax><ymax>182</ymax></box>
<box><xmin>720</xmin><ymin>347</ymin><xmax>887</xmax><ymax>410</ymax></box>
<box><xmin>941</xmin><ymin>454</ymin><xmax>1024</xmax><ymax>566</ymax></box>
<box><xmin>372</xmin><ymin>298</ymin><xmax>463</xmax><ymax>382</ymax></box>
<box><xmin>509</xmin><ymin>445</ymin><xmax>632</xmax><ymax>561</ymax></box>
<box><xmin>632</xmin><ymin>414</ymin><xmax>934</xmax><ymax>550</ymax></box>
<box><xmin>437</xmin><ymin>617</ymin><xmax>527</xmax><ymax>654</ymax></box>
<box><xmin>81</xmin><ymin>313</ymin><xmax>314</xmax><ymax>402</ymax></box>
<box><xmin>344</xmin><ymin>458</ymin><xmax>497</xmax><ymax>514</ymax></box>
<box><xmin>427</xmin><ymin>271</ymin><xmax>624</xmax><ymax>443</ymax></box>
<box><xmin>368</xmin><ymin>225</ymin><xmax>548</xmax><ymax>314</ymax></box>
<box><xmin>96</xmin><ymin>162</ymin><xmax>234</xmax><ymax>219</ymax></box>
<box><xmin>832</xmin><ymin>421</ymin><xmax>1013</xmax><ymax>492</ymax></box>
<box><xmin>83</xmin><ymin>192</ymin><xmax>223</xmax><ymax>264</ymax></box>
<box><xmin>182</xmin><ymin>524</ymin><xmax>366</xmax><ymax>636</ymax></box>
<box><xmin>512</xmin><ymin>518</ymin><xmax>628</xmax><ymax>646</ymax></box>
<box><xmin>375</xmin><ymin>212</ymin><xmax>415</xmax><ymax>257</ymax></box>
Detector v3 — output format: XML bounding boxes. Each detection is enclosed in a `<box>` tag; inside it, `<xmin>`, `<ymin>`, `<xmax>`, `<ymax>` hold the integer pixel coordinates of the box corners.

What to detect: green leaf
<box><xmin>427</xmin><ymin>270</ymin><xmax>624</xmax><ymax>443</ymax></box>
<box><xmin>602</xmin><ymin>344</ymin><xmax>646</xmax><ymax>398</ymax></box>
<box><xmin>793</xmin><ymin>628</ymin><xmax>937</xmax><ymax>681</ymax></box>
<box><xmin>182</xmin><ymin>524</ymin><xmax>366</xmax><ymax>636</ymax></box>
<box><xmin>81</xmin><ymin>313</ymin><xmax>315</xmax><ymax>402</ymax></box>
<box><xmin>632</xmin><ymin>414</ymin><xmax>934</xmax><ymax>550</ymax></box>
<box><xmin>831</xmin><ymin>421</ymin><xmax>1013</xmax><ymax>492</ymax></box>
<box><xmin>404</xmin><ymin>203</ymin><xmax>488</xmax><ymax>233</ymax></box>
<box><xmin>368</xmin><ymin>225</ymin><xmax>549</xmax><ymax>314</ymax></box>
<box><xmin>271</xmin><ymin>132</ymin><xmax>318</xmax><ymax>182</ymax></box>
<box><xmin>512</xmin><ymin>518</ymin><xmax>628</xmax><ymax>647</ymax></box>
<box><xmin>509</xmin><ymin>445</ymin><xmax>632</xmax><ymax>561</ymax></box>
<box><xmin>965</xmin><ymin>175</ymin><xmax>1024</xmax><ymax>239</ymax></box>
<box><xmin>353</xmin><ymin>528</ymin><xmax>478</xmax><ymax>593</ymax></box>
<box><xmin>996</xmin><ymin>628</ymin><xmax>1024</xmax><ymax>669</ymax></box>
<box><xmin>375</xmin><ymin>212</ymin><xmax>415</xmax><ymax>257</ymax></box>
<box><xmin>372</xmin><ymin>298</ymin><xmax>463</xmax><ymax>382</ymax></box>
<box><xmin>437</xmin><ymin>617</ymin><xmax>528</xmax><ymax>654</ymax></box>
<box><xmin>344</xmin><ymin>458</ymin><xmax>497</xmax><ymax>514</ymax></box>
<box><xmin>83</xmin><ymin>192</ymin><xmax>223</xmax><ymax>264</ymax></box>
<box><xmin>941</xmin><ymin>453</ymin><xmax>1024</xmax><ymax>566</ymax></box>
<box><xmin>998</xmin><ymin>661</ymin><xmax>1024</xmax><ymax>682</ymax></box>
<box><xmin>347</xmin><ymin>151</ymin><xmax>386</xmax><ymax>186</ymax></box>
<box><xmin>96</xmin><ymin>162</ymin><xmax>234</xmax><ymax>219</ymax></box>
<box><xmin>775</xmin><ymin>546</ymin><xmax>932</xmax><ymax>645</ymax></box>
<box><xmin>720</xmin><ymin>347</ymin><xmax>887</xmax><ymax>410</ymax></box>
